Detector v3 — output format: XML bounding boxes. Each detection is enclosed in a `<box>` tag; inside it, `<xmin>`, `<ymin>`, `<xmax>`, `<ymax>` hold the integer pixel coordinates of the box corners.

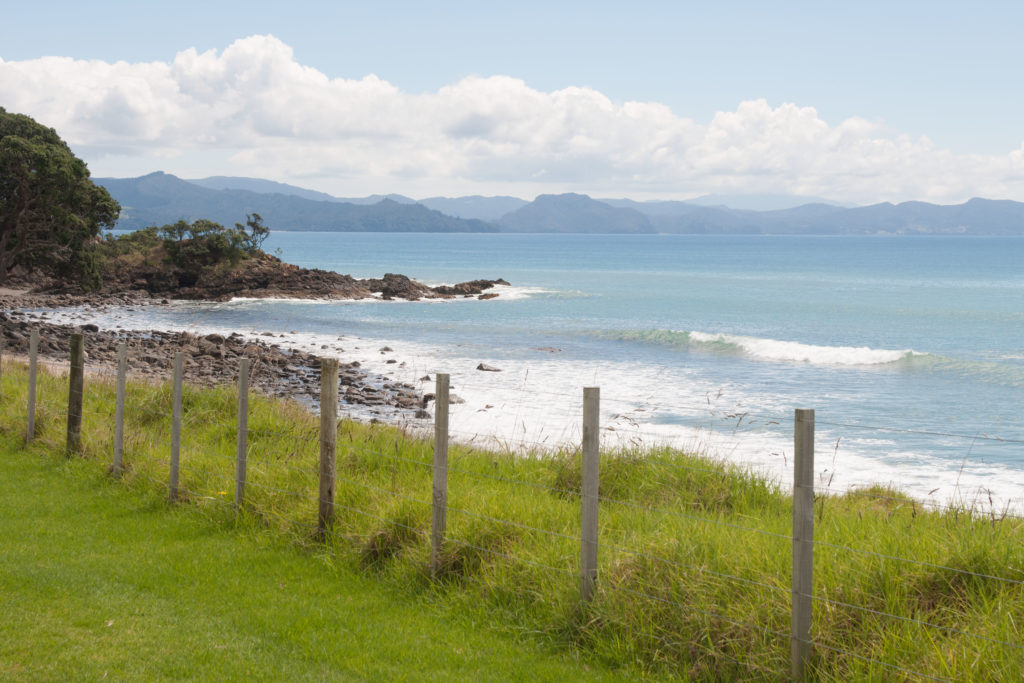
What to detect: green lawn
<box><xmin>0</xmin><ymin>438</ymin><xmax>626</xmax><ymax>681</ymax></box>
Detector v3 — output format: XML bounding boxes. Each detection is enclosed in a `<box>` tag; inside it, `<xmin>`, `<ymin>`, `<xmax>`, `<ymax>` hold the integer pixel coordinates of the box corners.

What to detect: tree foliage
<box><xmin>238</xmin><ymin>213</ymin><xmax>269</xmax><ymax>251</ymax></box>
<box><xmin>157</xmin><ymin>213</ymin><xmax>268</xmax><ymax>271</ymax></box>
<box><xmin>0</xmin><ymin>107</ymin><xmax>120</xmax><ymax>288</ymax></box>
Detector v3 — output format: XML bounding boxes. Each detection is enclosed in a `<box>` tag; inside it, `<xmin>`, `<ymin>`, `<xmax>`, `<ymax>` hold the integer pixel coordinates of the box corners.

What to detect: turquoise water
<box><xmin>96</xmin><ymin>232</ymin><xmax>1024</xmax><ymax>507</ymax></box>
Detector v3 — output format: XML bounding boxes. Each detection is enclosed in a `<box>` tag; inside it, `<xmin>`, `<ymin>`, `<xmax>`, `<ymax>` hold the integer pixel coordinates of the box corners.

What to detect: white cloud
<box><xmin>2</xmin><ymin>34</ymin><xmax>1022</xmax><ymax>203</ymax></box>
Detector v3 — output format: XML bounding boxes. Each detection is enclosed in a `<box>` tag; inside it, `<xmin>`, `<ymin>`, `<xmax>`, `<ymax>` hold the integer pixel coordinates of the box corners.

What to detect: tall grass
<box><xmin>1</xmin><ymin>357</ymin><xmax>1022</xmax><ymax>681</ymax></box>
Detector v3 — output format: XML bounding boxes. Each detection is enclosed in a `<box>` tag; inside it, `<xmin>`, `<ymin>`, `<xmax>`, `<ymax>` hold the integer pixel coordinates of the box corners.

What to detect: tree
<box><xmin>0</xmin><ymin>107</ymin><xmax>120</xmax><ymax>288</ymax></box>
<box><xmin>236</xmin><ymin>213</ymin><xmax>269</xmax><ymax>252</ymax></box>
<box><xmin>159</xmin><ymin>219</ymin><xmax>190</xmax><ymax>243</ymax></box>
<box><xmin>157</xmin><ymin>216</ymin><xmax>270</xmax><ymax>274</ymax></box>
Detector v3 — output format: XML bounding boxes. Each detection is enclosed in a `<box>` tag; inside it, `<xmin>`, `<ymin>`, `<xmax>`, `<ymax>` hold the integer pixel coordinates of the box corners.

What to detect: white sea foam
<box><xmin>227</xmin><ymin>284</ymin><xmax>548</xmax><ymax>305</ymax></box>
<box><xmin>687</xmin><ymin>331</ymin><xmax>922</xmax><ymax>366</ymax></box>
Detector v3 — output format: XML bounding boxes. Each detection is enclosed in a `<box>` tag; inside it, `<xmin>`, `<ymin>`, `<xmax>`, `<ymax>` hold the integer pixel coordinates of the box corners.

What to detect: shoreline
<box><xmin>1</xmin><ymin>290</ymin><xmax>430</xmax><ymax>418</ymax></box>
<box><xmin>1</xmin><ymin>264</ymin><xmax>513</xmax><ymax>418</ymax></box>
<box><xmin>6</xmin><ymin>287</ymin><xmax>1024</xmax><ymax>516</ymax></box>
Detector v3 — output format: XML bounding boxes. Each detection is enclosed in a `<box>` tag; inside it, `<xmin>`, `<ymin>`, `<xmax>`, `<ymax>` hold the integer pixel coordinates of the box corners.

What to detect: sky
<box><xmin>2</xmin><ymin>0</ymin><xmax>1024</xmax><ymax>204</ymax></box>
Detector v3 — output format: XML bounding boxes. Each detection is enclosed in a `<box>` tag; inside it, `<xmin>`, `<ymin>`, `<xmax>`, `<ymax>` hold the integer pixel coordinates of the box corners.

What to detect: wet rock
<box><xmin>432</xmin><ymin>279</ymin><xmax>510</xmax><ymax>296</ymax></box>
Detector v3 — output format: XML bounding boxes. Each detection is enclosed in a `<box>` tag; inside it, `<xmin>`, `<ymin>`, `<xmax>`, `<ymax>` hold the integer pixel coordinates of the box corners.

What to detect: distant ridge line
<box><xmin>95</xmin><ymin>172</ymin><xmax>1024</xmax><ymax>235</ymax></box>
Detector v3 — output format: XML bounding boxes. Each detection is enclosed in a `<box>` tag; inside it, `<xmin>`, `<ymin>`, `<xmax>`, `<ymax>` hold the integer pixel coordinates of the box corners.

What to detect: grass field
<box><xmin>0</xmin><ymin>428</ymin><xmax>632</xmax><ymax>680</ymax></box>
<box><xmin>1</xmin><ymin>356</ymin><xmax>1023</xmax><ymax>681</ymax></box>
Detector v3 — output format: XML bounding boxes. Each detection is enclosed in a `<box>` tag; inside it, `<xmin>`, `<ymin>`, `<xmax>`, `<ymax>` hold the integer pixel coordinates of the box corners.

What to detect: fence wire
<box><xmin>810</xmin><ymin>592</ymin><xmax>1024</xmax><ymax>651</ymax></box>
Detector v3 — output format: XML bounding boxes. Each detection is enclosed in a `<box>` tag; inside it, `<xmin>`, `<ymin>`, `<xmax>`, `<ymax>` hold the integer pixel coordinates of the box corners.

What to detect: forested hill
<box><xmin>96</xmin><ymin>173</ymin><xmax>496</xmax><ymax>232</ymax></box>
<box><xmin>97</xmin><ymin>172</ymin><xmax>1024</xmax><ymax>235</ymax></box>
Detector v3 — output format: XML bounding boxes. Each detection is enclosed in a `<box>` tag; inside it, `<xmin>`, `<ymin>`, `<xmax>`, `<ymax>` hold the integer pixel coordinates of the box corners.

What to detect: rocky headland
<box><xmin>22</xmin><ymin>251</ymin><xmax>509</xmax><ymax>303</ymax></box>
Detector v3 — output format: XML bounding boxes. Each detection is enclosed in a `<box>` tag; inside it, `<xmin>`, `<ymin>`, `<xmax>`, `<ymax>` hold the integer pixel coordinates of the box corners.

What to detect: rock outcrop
<box><xmin>46</xmin><ymin>252</ymin><xmax>510</xmax><ymax>303</ymax></box>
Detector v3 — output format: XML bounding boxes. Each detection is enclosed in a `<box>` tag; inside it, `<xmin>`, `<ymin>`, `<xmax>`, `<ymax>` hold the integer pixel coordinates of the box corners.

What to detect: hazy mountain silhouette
<box><xmin>97</xmin><ymin>173</ymin><xmax>1024</xmax><ymax>235</ymax></box>
<box><xmin>498</xmin><ymin>193</ymin><xmax>655</xmax><ymax>233</ymax></box>
<box><xmin>97</xmin><ymin>173</ymin><xmax>493</xmax><ymax>232</ymax></box>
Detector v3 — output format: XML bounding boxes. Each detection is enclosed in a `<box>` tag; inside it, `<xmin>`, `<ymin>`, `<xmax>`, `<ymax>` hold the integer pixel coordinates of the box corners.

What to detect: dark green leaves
<box><xmin>0</xmin><ymin>107</ymin><xmax>120</xmax><ymax>288</ymax></box>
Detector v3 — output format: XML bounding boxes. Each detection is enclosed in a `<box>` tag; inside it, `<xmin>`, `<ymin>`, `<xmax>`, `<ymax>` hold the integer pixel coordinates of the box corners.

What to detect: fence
<box><xmin>1</xmin><ymin>329</ymin><xmax>1022</xmax><ymax>681</ymax></box>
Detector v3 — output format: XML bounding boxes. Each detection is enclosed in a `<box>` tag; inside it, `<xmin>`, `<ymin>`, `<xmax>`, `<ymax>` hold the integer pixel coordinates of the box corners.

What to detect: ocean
<box><xmin>74</xmin><ymin>232</ymin><xmax>1024</xmax><ymax>509</ymax></box>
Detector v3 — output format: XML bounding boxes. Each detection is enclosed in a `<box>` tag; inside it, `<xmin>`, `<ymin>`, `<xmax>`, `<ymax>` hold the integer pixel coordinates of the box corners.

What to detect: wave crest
<box><xmin>618</xmin><ymin>329</ymin><xmax>923</xmax><ymax>366</ymax></box>
<box><xmin>689</xmin><ymin>332</ymin><xmax>921</xmax><ymax>365</ymax></box>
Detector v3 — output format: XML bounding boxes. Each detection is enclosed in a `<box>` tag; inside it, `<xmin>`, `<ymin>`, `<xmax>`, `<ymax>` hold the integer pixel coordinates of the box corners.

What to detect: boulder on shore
<box><xmin>476</xmin><ymin>363</ymin><xmax>502</xmax><ymax>372</ymax></box>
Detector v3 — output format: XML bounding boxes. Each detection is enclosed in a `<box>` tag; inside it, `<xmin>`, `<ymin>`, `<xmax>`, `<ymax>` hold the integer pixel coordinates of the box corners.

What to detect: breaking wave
<box><xmin>614</xmin><ymin>329</ymin><xmax>926</xmax><ymax>366</ymax></box>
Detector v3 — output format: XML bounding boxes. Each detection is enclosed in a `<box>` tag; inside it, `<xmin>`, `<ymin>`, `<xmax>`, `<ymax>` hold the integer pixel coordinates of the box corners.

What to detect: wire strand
<box><xmin>809</xmin><ymin>639</ymin><xmax>951</xmax><ymax>683</ymax></box>
<box><xmin>811</xmin><ymin>594</ymin><xmax>1024</xmax><ymax>650</ymax></box>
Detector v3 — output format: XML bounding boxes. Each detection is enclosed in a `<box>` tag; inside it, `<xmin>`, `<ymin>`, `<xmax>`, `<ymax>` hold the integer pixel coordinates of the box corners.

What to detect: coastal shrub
<box><xmin>103</xmin><ymin>226</ymin><xmax>162</xmax><ymax>256</ymax></box>
<box><xmin>161</xmin><ymin>218</ymin><xmax>248</xmax><ymax>270</ymax></box>
<box><xmin>95</xmin><ymin>214</ymin><xmax>270</xmax><ymax>290</ymax></box>
<box><xmin>158</xmin><ymin>214</ymin><xmax>268</xmax><ymax>271</ymax></box>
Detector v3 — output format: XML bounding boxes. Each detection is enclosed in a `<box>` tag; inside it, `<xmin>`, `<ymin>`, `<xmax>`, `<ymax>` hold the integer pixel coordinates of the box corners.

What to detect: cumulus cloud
<box><xmin>2</xmin><ymin>34</ymin><xmax>1022</xmax><ymax>203</ymax></box>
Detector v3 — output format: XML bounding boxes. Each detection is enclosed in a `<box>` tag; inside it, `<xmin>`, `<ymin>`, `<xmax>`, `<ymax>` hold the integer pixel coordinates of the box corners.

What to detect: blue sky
<box><xmin>3</xmin><ymin>1</ymin><xmax>1023</xmax><ymax>203</ymax></box>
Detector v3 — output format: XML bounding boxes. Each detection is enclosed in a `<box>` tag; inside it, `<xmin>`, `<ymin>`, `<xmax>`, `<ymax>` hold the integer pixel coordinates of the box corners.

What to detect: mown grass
<box><xmin>1</xmin><ymin>358</ymin><xmax>1023</xmax><ymax>681</ymax></box>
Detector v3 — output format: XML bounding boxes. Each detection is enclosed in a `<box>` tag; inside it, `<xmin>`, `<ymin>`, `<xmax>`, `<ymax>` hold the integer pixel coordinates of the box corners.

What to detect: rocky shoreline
<box><xmin>0</xmin><ymin>306</ymin><xmax>428</xmax><ymax>417</ymax></box>
<box><xmin>1</xmin><ymin>263</ymin><xmax>511</xmax><ymax>419</ymax></box>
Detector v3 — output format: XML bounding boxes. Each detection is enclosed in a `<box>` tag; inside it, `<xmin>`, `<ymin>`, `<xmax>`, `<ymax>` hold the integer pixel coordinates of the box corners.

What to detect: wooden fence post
<box><xmin>169</xmin><ymin>352</ymin><xmax>183</xmax><ymax>502</ymax></box>
<box><xmin>430</xmin><ymin>373</ymin><xmax>450</xmax><ymax>577</ymax></box>
<box><xmin>792</xmin><ymin>408</ymin><xmax>815</xmax><ymax>681</ymax></box>
<box><xmin>235</xmin><ymin>357</ymin><xmax>249</xmax><ymax>509</ymax></box>
<box><xmin>66</xmin><ymin>333</ymin><xmax>84</xmax><ymax>455</ymax></box>
<box><xmin>580</xmin><ymin>386</ymin><xmax>600</xmax><ymax>602</ymax></box>
<box><xmin>112</xmin><ymin>343</ymin><xmax>127</xmax><ymax>475</ymax></box>
<box><xmin>26</xmin><ymin>329</ymin><xmax>38</xmax><ymax>442</ymax></box>
<box><xmin>318</xmin><ymin>358</ymin><xmax>338</xmax><ymax>537</ymax></box>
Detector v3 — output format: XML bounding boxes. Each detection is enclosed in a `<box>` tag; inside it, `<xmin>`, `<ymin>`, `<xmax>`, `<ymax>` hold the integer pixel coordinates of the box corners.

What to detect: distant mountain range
<box><xmin>677</xmin><ymin>193</ymin><xmax>851</xmax><ymax>211</ymax></box>
<box><xmin>418</xmin><ymin>195</ymin><xmax>529</xmax><ymax>221</ymax></box>
<box><xmin>99</xmin><ymin>173</ymin><xmax>494</xmax><ymax>232</ymax></box>
<box><xmin>188</xmin><ymin>176</ymin><xmax>420</xmax><ymax>206</ymax></box>
<box><xmin>94</xmin><ymin>173</ymin><xmax>1024</xmax><ymax>235</ymax></box>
